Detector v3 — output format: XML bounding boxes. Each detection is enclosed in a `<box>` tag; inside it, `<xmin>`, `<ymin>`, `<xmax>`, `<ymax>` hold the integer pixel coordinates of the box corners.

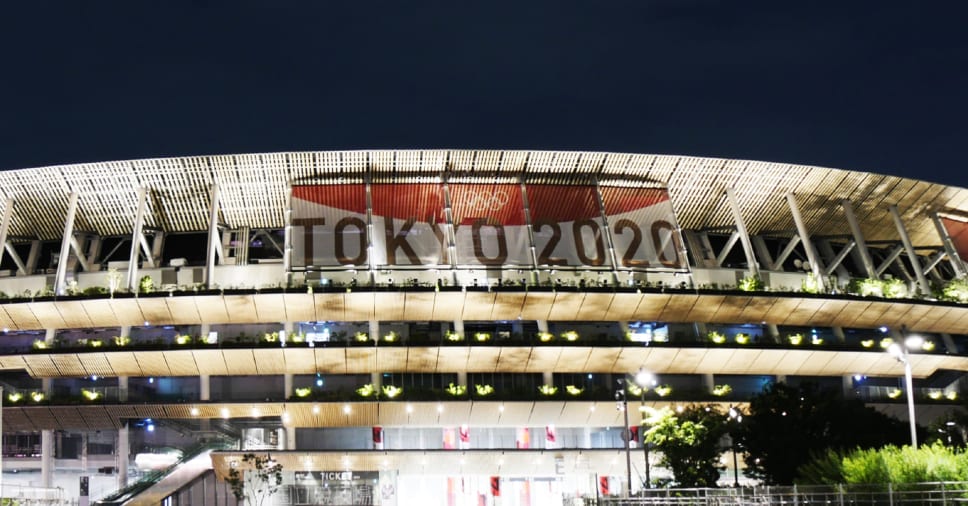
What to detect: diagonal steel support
<box><xmin>786</xmin><ymin>193</ymin><xmax>826</xmax><ymax>291</ymax></box>
<box><xmin>127</xmin><ymin>188</ymin><xmax>149</xmax><ymax>291</ymax></box>
<box><xmin>876</xmin><ymin>245</ymin><xmax>906</xmax><ymax>277</ymax></box>
<box><xmin>0</xmin><ymin>198</ymin><xmax>13</xmax><ymax>270</ymax></box>
<box><xmin>823</xmin><ymin>240</ymin><xmax>856</xmax><ymax>276</ymax></box>
<box><xmin>841</xmin><ymin>200</ymin><xmax>877</xmax><ymax>279</ymax></box>
<box><xmin>716</xmin><ymin>231</ymin><xmax>741</xmax><ymax>268</ymax></box>
<box><xmin>205</xmin><ymin>184</ymin><xmax>222</xmax><ymax>288</ymax></box>
<box><xmin>725</xmin><ymin>188</ymin><xmax>759</xmax><ymax>277</ymax></box>
<box><xmin>890</xmin><ymin>205</ymin><xmax>931</xmax><ymax>295</ymax></box>
<box><xmin>55</xmin><ymin>193</ymin><xmax>80</xmax><ymax>294</ymax></box>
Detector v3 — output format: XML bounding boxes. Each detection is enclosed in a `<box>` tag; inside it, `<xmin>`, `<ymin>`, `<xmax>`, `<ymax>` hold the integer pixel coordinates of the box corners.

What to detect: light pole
<box><xmin>888</xmin><ymin>329</ymin><xmax>919</xmax><ymax>448</ymax></box>
<box><xmin>727</xmin><ymin>406</ymin><xmax>742</xmax><ymax>487</ymax></box>
<box><xmin>618</xmin><ymin>369</ymin><xmax>656</xmax><ymax>497</ymax></box>
<box><xmin>633</xmin><ymin>369</ymin><xmax>655</xmax><ymax>490</ymax></box>
<box><xmin>615</xmin><ymin>379</ymin><xmax>632</xmax><ymax>498</ymax></box>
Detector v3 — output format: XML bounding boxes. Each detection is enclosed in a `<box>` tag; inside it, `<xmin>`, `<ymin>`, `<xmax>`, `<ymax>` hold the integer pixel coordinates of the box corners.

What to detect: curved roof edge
<box><xmin>0</xmin><ymin>150</ymin><xmax>964</xmax><ymax>246</ymax></box>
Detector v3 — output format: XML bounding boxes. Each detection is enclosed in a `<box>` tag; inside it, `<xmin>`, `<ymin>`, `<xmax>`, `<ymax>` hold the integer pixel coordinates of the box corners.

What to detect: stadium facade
<box><xmin>0</xmin><ymin>150</ymin><xmax>966</xmax><ymax>505</ymax></box>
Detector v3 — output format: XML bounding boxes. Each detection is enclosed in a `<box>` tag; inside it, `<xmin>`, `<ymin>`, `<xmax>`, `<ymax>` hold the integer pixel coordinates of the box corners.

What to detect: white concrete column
<box><xmin>117</xmin><ymin>423</ymin><xmax>129</xmax><ymax>489</ymax></box>
<box><xmin>766</xmin><ymin>324</ymin><xmax>780</xmax><ymax>344</ymax></box>
<box><xmin>41</xmin><ymin>430</ymin><xmax>54</xmax><ymax>488</ymax></box>
<box><xmin>456</xmin><ymin>371</ymin><xmax>467</xmax><ymax>387</ymax></box>
<box><xmin>200</xmin><ymin>374</ymin><xmax>210</xmax><ymax>401</ymax></box>
<box><xmin>775</xmin><ymin>375</ymin><xmax>787</xmax><ymax>384</ymax></box>
<box><xmin>81</xmin><ymin>432</ymin><xmax>88</xmax><ymax>472</ymax></box>
<box><xmin>842</xmin><ymin>376</ymin><xmax>854</xmax><ymax>398</ymax></box>
<box><xmin>200</xmin><ymin>323</ymin><xmax>211</xmax><ymax>344</ymax></box>
<box><xmin>452</xmin><ymin>320</ymin><xmax>464</xmax><ymax>339</ymax></box>
<box><xmin>285</xmin><ymin>426</ymin><xmax>297</xmax><ymax>450</ymax></box>
<box><xmin>702</xmin><ymin>374</ymin><xmax>715</xmax><ymax>394</ymax></box>
<box><xmin>369</xmin><ymin>320</ymin><xmax>381</xmax><ymax>389</ymax></box>
<box><xmin>582</xmin><ymin>427</ymin><xmax>593</xmax><ymax>449</ymax></box>
<box><xmin>542</xmin><ymin>371</ymin><xmax>554</xmax><ymax>385</ymax></box>
<box><xmin>118</xmin><ymin>376</ymin><xmax>128</xmax><ymax>402</ymax></box>
<box><xmin>44</xmin><ymin>328</ymin><xmax>56</xmax><ymax>346</ymax></box>
<box><xmin>832</xmin><ymin>327</ymin><xmax>846</xmax><ymax>344</ymax></box>
<box><xmin>284</xmin><ymin>374</ymin><xmax>294</xmax><ymax>400</ymax></box>
<box><xmin>282</xmin><ymin>321</ymin><xmax>295</xmax><ymax>345</ymax></box>
<box><xmin>537</xmin><ymin>320</ymin><xmax>549</xmax><ymax>334</ymax></box>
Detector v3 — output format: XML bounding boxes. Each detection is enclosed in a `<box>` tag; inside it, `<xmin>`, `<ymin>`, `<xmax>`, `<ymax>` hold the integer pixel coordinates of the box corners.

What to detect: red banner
<box><xmin>490</xmin><ymin>476</ymin><xmax>500</xmax><ymax>497</ymax></box>
<box><xmin>291</xmin><ymin>184</ymin><xmax>682</xmax><ymax>269</ymax></box>
<box><xmin>515</xmin><ymin>427</ymin><xmax>530</xmax><ymax>449</ymax></box>
<box><xmin>545</xmin><ymin>425</ymin><xmax>557</xmax><ymax>444</ymax></box>
<box><xmin>527</xmin><ymin>185</ymin><xmax>611</xmax><ymax>267</ymax></box>
<box><xmin>372</xmin><ymin>426</ymin><xmax>383</xmax><ymax>450</ymax></box>
<box><xmin>600</xmin><ymin>186</ymin><xmax>684</xmax><ymax>268</ymax></box>
<box><xmin>449</xmin><ymin>183</ymin><xmax>530</xmax><ymax>266</ymax></box>
<box><xmin>942</xmin><ymin>217</ymin><xmax>968</xmax><ymax>263</ymax></box>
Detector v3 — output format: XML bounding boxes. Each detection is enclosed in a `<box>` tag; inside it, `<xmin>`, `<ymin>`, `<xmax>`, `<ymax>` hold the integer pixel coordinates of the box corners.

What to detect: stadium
<box><xmin>0</xmin><ymin>150</ymin><xmax>966</xmax><ymax>505</ymax></box>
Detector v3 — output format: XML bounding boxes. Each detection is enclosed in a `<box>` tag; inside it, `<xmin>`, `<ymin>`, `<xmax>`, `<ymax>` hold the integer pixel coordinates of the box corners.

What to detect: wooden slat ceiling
<box><xmin>0</xmin><ymin>151</ymin><xmax>965</xmax><ymax>248</ymax></box>
<box><xmin>1</xmin><ymin>400</ymin><xmax>726</xmax><ymax>432</ymax></box>
<box><xmin>1</xmin><ymin>291</ymin><xmax>966</xmax><ymax>340</ymax></box>
<box><xmin>6</xmin><ymin>346</ymin><xmax>967</xmax><ymax>379</ymax></box>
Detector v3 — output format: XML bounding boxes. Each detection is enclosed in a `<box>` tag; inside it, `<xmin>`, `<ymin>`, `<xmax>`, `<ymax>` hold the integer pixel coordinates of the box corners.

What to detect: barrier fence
<box><xmin>600</xmin><ymin>482</ymin><xmax>968</xmax><ymax>505</ymax></box>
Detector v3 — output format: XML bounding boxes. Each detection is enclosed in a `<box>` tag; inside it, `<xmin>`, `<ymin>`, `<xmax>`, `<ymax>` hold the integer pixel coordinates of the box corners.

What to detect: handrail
<box><xmin>93</xmin><ymin>440</ymin><xmax>234</xmax><ymax>506</ymax></box>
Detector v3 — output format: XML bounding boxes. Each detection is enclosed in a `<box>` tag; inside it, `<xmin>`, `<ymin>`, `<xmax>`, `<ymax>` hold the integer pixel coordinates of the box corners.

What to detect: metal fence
<box><xmin>0</xmin><ymin>483</ymin><xmax>76</xmax><ymax>505</ymax></box>
<box><xmin>600</xmin><ymin>482</ymin><xmax>968</xmax><ymax>505</ymax></box>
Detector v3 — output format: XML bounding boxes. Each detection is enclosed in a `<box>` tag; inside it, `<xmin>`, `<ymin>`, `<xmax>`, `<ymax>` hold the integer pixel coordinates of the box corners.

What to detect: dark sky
<box><xmin>1</xmin><ymin>1</ymin><xmax>966</xmax><ymax>187</ymax></box>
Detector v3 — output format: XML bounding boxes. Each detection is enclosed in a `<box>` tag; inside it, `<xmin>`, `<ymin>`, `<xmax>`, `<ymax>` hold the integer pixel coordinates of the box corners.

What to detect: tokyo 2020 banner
<box><xmin>290</xmin><ymin>184</ymin><xmax>684</xmax><ymax>269</ymax></box>
<box><xmin>941</xmin><ymin>217</ymin><xmax>968</xmax><ymax>263</ymax></box>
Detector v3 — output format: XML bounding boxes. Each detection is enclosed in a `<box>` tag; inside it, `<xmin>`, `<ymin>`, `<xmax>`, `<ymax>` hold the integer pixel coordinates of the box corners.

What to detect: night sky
<box><xmin>1</xmin><ymin>2</ymin><xmax>966</xmax><ymax>187</ymax></box>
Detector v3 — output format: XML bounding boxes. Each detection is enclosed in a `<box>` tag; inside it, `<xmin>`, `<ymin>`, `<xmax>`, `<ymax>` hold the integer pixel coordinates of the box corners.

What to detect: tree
<box><xmin>735</xmin><ymin>382</ymin><xmax>908</xmax><ymax>485</ymax></box>
<box><xmin>799</xmin><ymin>442</ymin><xmax>968</xmax><ymax>485</ymax></box>
<box><xmin>225</xmin><ymin>453</ymin><xmax>284</xmax><ymax>506</ymax></box>
<box><xmin>644</xmin><ymin>404</ymin><xmax>728</xmax><ymax>487</ymax></box>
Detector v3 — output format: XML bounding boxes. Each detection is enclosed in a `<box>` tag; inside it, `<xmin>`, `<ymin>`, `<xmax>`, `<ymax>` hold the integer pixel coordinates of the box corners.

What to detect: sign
<box><xmin>527</xmin><ymin>185</ymin><xmax>611</xmax><ymax>267</ymax></box>
<box><xmin>449</xmin><ymin>183</ymin><xmax>530</xmax><ymax>266</ymax></box>
<box><xmin>291</xmin><ymin>183</ymin><xmax>683</xmax><ymax>270</ymax></box>
<box><xmin>599</xmin><ymin>186</ymin><xmax>684</xmax><ymax>268</ymax></box>
<box><xmin>941</xmin><ymin>217</ymin><xmax>968</xmax><ymax>263</ymax></box>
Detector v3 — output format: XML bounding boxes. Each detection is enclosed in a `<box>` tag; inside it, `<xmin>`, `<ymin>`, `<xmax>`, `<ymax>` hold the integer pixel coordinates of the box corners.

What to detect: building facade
<box><xmin>0</xmin><ymin>150</ymin><xmax>966</xmax><ymax>504</ymax></box>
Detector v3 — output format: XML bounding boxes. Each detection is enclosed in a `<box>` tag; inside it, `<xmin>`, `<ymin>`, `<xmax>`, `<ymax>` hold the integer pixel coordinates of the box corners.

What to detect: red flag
<box><xmin>599</xmin><ymin>476</ymin><xmax>609</xmax><ymax>496</ymax></box>
<box><xmin>490</xmin><ymin>476</ymin><xmax>500</xmax><ymax>496</ymax></box>
<box><xmin>545</xmin><ymin>425</ymin><xmax>557</xmax><ymax>444</ymax></box>
<box><xmin>459</xmin><ymin>424</ymin><xmax>470</xmax><ymax>443</ymax></box>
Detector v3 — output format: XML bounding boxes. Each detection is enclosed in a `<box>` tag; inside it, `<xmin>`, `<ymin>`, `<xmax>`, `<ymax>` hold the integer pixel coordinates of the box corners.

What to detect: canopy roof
<box><xmin>1</xmin><ymin>150</ymin><xmax>965</xmax><ymax>247</ymax></box>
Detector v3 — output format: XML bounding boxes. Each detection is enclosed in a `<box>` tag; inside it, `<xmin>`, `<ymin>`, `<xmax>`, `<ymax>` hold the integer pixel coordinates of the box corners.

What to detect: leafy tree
<box><xmin>225</xmin><ymin>453</ymin><xmax>284</xmax><ymax>506</ymax></box>
<box><xmin>736</xmin><ymin>382</ymin><xmax>909</xmax><ymax>485</ymax></box>
<box><xmin>924</xmin><ymin>410</ymin><xmax>968</xmax><ymax>449</ymax></box>
<box><xmin>644</xmin><ymin>404</ymin><xmax>727</xmax><ymax>487</ymax></box>
<box><xmin>799</xmin><ymin>442</ymin><xmax>968</xmax><ymax>485</ymax></box>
